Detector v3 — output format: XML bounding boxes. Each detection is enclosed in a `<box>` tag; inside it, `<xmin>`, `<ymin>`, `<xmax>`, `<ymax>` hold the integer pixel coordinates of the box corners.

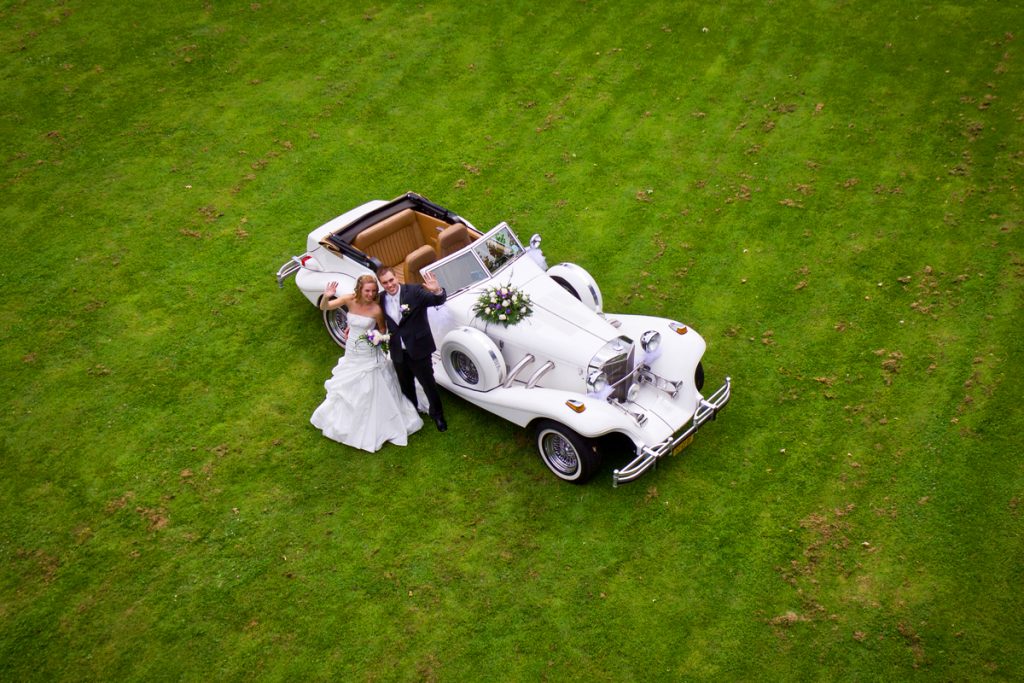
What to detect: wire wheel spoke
<box><xmin>543</xmin><ymin>433</ymin><xmax>579</xmax><ymax>473</ymax></box>
<box><xmin>324</xmin><ymin>308</ymin><xmax>348</xmax><ymax>347</ymax></box>
<box><xmin>452</xmin><ymin>351</ymin><xmax>479</xmax><ymax>385</ymax></box>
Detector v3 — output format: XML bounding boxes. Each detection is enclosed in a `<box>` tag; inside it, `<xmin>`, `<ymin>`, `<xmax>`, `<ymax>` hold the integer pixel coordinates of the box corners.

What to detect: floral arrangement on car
<box><xmin>473</xmin><ymin>283</ymin><xmax>533</xmax><ymax>327</ymax></box>
<box><xmin>357</xmin><ymin>328</ymin><xmax>390</xmax><ymax>355</ymax></box>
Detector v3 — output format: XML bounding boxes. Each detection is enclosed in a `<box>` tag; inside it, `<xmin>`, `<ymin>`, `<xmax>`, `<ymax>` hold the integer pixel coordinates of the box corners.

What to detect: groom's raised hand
<box><xmin>423</xmin><ymin>271</ymin><xmax>442</xmax><ymax>294</ymax></box>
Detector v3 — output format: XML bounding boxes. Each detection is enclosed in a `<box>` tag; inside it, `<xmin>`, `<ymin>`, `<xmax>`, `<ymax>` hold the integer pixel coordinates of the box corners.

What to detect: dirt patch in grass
<box><xmin>768</xmin><ymin>610</ymin><xmax>810</xmax><ymax>627</ymax></box>
<box><xmin>105</xmin><ymin>491</ymin><xmax>168</xmax><ymax>531</ymax></box>
<box><xmin>136</xmin><ymin>506</ymin><xmax>169</xmax><ymax>531</ymax></box>
<box><xmin>105</xmin><ymin>491</ymin><xmax>135</xmax><ymax>513</ymax></box>
<box><xmin>897</xmin><ymin>621</ymin><xmax>926</xmax><ymax>668</ymax></box>
<box><xmin>14</xmin><ymin>549</ymin><xmax>60</xmax><ymax>584</ymax></box>
<box><xmin>905</xmin><ymin>265</ymin><xmax>972</xmax><ymax>319</ymax></box>
<box><xmin>874</xmin><ymin>349</ymin><xmax>904</xmax><ymax>386</ymax></box>
<box><xmin>774</xmin><ymin>504</ymin><xmax>863</xmax><ymax>630</ymax></box>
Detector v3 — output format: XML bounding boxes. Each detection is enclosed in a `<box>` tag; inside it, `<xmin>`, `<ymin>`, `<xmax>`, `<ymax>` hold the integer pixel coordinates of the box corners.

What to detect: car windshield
<box><xmin>428</xmin><ymin>223</ymin><xmax>525</xmax><ymax>294</ymax></box>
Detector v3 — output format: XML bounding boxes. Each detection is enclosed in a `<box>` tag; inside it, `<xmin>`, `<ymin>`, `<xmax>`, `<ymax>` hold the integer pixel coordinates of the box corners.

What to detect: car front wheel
<box><xmin>534</xmin><ymin>420</ymin><xmax>601</xmax><ymax>484</ymax></box>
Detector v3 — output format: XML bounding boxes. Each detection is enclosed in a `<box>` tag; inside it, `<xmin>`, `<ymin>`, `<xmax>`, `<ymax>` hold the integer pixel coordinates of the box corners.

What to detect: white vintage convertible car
<box><xmin>277</xmin><ymin>193</ymin><xmax>730</xmax><ymax>485</ymax></box>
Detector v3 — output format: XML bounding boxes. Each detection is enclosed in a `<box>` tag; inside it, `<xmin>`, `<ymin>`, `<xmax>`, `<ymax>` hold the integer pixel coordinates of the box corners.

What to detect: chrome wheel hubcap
<box><xmin>452</xmin><ymin>351</ymin><xmax>479</xmax><ymax>384</ymax></box>
<box><xmin>541</xmin><ymin>431</ymin><xmax>579</xmax><ymax>474</ymax></box>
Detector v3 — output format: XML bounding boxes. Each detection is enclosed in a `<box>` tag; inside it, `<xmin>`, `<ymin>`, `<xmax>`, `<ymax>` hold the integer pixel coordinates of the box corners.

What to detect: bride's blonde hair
<box><xmin>353</xmin><ymin>274</ymin><xmax>379</xmax><ymax>303</ymax></box>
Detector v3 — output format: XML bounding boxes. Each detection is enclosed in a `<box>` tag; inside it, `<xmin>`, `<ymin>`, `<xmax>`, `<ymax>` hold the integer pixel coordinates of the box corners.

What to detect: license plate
<box><xmin>672</xmin><ymin>435</ymin><xmax>694</xmax><ymax>456</ymax></box>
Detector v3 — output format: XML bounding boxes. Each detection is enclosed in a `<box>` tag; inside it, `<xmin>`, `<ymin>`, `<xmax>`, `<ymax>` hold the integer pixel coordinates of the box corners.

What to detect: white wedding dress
<box><xmin>310</xmin><ymin>313</ymin><xmax>423</xmax><ymax>451</ymax></box>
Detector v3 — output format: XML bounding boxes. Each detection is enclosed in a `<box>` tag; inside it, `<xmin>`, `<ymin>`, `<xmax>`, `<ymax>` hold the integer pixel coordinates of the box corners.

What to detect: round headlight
<box><xmin>626</xmin><ymin>383</ymin><xmax>641</xmax><ymax>402</ymax></box>
<box><xmin>587</xmin><ymin>370</ymin><xmax>608</xmax><ymax>393</ymax></box>
<box><xmin>640</xmin><ymin>330</ymin><xmax>661</xmax><ymax>353</ymax></box>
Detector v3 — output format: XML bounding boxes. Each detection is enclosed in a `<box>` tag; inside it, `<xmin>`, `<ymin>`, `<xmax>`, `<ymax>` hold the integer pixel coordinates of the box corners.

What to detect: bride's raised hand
<box><xmin>324</xmin><ymin>281</ymin><xmax>338</xmax><ymax>298</ymax></box>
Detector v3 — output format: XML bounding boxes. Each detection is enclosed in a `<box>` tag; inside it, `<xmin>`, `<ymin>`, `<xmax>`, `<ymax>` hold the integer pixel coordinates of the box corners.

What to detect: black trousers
<box><xmin>394</xmin><ymin>354</ymin><xmax>444</xmax><ymax>419</ymax></box>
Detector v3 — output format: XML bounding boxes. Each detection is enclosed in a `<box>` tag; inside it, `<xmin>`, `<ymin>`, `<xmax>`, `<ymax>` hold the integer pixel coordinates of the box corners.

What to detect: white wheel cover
<box><xmin>440</xmin><ymin>327</ymin><xmax>506</xmax><ymax>391</ymax></box>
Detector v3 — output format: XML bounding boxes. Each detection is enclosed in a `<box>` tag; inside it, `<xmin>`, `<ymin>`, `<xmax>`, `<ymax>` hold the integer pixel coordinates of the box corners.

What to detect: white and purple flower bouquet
<box><xmin>357</xmin><ymin>328</ymin><xmax>391</xmax><ymax>354</ymax></box>
<box><xmin>473</xmin><ymin>283</ymin><xmax>533</xmax><ymax>327</ymax></box>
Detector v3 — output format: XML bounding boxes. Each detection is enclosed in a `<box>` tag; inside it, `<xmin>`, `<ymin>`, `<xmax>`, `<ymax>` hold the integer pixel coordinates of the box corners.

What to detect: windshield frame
<box><xmin>425</xmin><ymin>222</ymin><xmax>526</xmax><ymax>296</ymax></box>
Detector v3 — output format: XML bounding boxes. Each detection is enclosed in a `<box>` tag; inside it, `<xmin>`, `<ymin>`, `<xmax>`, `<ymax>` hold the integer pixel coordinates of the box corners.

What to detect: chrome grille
<box><xmin>607</xmin><ymin>342</ymin><xmax>635</xmax><ymax>401</ymax></box>
<box><xmin>590</xmin><ymin>336</ymin><xmax>636</xmax><ymax>402</ymax></box>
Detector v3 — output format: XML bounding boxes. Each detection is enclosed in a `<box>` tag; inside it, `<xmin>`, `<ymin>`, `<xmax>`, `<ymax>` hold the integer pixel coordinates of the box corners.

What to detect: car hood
<box><xmin>445</xmin><ymin>255</ymin><xmax>622</xmax><ymax>355</ymax></box>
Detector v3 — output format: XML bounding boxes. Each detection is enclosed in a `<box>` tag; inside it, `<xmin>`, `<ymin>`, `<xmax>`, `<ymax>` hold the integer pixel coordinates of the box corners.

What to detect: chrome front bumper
<box><xmin>612</xmin><ymin>376</ymin><xmax>731</xmax><ymax>486</ymax></box>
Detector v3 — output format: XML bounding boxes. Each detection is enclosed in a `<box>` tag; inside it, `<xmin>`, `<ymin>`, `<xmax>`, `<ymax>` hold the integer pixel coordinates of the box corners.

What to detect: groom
<box><xmin>376</xmin><ymin>265</ymin><xmax>449</xmax><ymax>432</ymax></box>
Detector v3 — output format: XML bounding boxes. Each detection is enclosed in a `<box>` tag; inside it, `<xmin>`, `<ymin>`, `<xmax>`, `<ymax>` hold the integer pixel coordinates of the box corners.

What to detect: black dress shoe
<box><xmin>433</xmin><ymin>416</ymin><xmax>448</xmax><ymax>432</ymax></box>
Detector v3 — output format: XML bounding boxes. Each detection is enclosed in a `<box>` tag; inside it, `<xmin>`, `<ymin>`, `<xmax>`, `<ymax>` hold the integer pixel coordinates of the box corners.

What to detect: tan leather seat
<box><xmin>352</xmin><ymin>209</ymin><xmax>425</xmax><ymax>270</ymax></box>
<box><xmin>402</xmin><ymin>244</ymin><xmax>436</xmax><ymax>285</ymax></box>
<box><xmin>437</xmin><ymin>223</ymin><xmax>471</xmax><ymax>258</ymax></box>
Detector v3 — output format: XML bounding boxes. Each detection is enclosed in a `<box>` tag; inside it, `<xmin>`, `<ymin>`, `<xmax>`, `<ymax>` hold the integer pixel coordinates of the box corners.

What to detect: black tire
<box><xmin>534</xmin><ymin>420</ymin><xmax>601</xmax><ymax>484</ymax></box>
<box><xmin>695</xmin><ymin>362</ymin><xmax>705</xmax><ymax>392</ymax></box>
<box><xmin>322</xmin><ymin>303</ymin><xmax>348</xmax><ymax>348</ymax></box>
<box><xmin>551</xmin><ymin>276</ymin><xmax>582</xmax><ymax>301</ymax></box>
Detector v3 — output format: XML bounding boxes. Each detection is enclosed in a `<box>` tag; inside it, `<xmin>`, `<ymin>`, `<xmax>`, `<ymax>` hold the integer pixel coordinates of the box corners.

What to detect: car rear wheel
<box><xmin>534</xmin><ymin>420</ymin><xmax>600</xmax><ymax>484</ymax></box>
<box><xmin>323</xmin><ymin>305</ymin><xmax>348</xmax><ymax>348</ymax></box>
<box><xmin>695</xmin><ymin>362</ymin><xmax>705</xmax><ymax>392</ymax></box>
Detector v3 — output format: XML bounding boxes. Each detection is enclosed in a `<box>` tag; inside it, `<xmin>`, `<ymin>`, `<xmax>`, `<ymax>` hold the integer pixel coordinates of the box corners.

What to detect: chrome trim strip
<box><xmin>503</xmin><ymin>354</ymin><xmax>536</xmax><ymax>388</ymax></box>
<box><xmin>526</xmin><ymin>361</ymin><xmax>555</xmax><ymax>389</ymax></box>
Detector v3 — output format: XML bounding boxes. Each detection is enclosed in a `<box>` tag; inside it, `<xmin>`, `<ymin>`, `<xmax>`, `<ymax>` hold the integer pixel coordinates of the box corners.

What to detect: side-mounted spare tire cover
<box><xmin>440</xmin><ymin>326</ymin><xmax>506</xmax><ymax>391</ymax></box>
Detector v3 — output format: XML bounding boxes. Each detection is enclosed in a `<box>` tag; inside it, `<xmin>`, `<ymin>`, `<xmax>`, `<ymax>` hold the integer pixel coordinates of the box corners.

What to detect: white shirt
<box><xmin>385</xmin><ymin>290</ymin><xmax>401</xmax><ymax>323</ymax></box>
<box><xmin>384</xmin><ymin>291</ymin><xmax>404</xmax><ymax>348</ymax></box>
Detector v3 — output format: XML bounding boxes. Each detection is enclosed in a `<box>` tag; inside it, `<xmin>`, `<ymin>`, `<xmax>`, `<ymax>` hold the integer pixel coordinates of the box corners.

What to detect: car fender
<box><xmin>295</xmin><ymin>268</ymin><xmax>358</xmax><ymax>307</ymax></box>
<box><xmin>546</xmin><ymin>262</ymin><xmax>603</xmax><ymax>312</ymax></box>
<box><xmin>434</xmin><ymin>376</ymin><xmax>675</xmax><ymax>446</ymax></box>
<box><xmin>608</xmin><ymin>312</ymin><xmax>707</xmax><ymax>380</ymax></box>
<box><xmin>520</xmin><ymin>390</ymin><xmax>661</xmax><ymax>442</ymax></box>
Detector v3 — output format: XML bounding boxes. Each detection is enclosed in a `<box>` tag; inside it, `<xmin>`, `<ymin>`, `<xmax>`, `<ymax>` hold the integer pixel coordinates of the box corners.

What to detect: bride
<box><xmin>310</xmin><ymin>275</ymin><xmax>423</xmax><ymax>451</ymax></box>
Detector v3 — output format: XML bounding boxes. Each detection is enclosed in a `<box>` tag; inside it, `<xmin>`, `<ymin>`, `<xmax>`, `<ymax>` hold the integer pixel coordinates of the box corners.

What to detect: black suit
<box><xmin>383</xmin><ymin>284</ymin><xmax>447</xmax><ymax>420</ymax></box>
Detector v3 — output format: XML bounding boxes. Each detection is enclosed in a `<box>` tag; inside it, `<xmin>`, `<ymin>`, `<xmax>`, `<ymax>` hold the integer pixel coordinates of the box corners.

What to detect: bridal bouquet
<box><xmin>357</xmin><ymin>328</ymin><xmax>390</xmax><ymax>354</ymax></box>
<box><xmin>473</xmin><ymin>283</ymin><xmax>533</xmax><ymax>327</ymax></box>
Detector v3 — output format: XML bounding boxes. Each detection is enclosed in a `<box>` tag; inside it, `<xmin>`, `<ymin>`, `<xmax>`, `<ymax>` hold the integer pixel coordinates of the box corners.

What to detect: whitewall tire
<box><xmin>534</xmin><ymin>420</ymin><xmax>601</xmax><ymax>484</ymax></box>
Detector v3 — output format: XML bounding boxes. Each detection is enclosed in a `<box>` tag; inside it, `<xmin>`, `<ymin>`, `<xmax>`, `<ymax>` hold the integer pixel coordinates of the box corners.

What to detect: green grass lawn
<box><xmin>2</xmin><ymin>1</ymin><xmax>1022</xmax><ymax>680</ymax></box>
